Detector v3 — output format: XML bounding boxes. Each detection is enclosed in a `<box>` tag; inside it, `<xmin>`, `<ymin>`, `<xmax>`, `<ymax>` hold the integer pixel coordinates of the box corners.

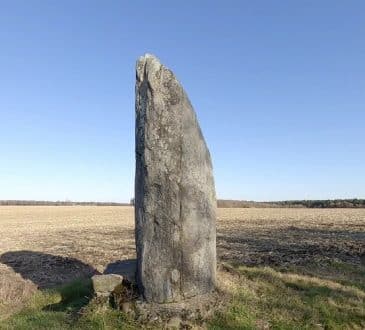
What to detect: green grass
<box><xmin>0</xmin><ymin>279</ymin><xmax>135</xmax><ymax>330</ymax></box>
<box><xmin>2</xmin><ymin>262</ymin><xmax>364</xmax><ymax>329</ymax></box>
<box><xmin>209</xmin><ymin>263</ymin><xmax>365</xmax><ymax>330</ymax></box>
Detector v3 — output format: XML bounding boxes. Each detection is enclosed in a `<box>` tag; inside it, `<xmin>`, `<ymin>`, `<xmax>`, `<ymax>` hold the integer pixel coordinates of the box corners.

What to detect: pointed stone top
<box><xmin>136</xmin><ymin>53</ymin><xmax>165</xmax><ymax>82</ymax></box>
<box><xmin>136</xmin><ymin>53</ymin><xmax>178</xmax><ymax>93</ymax></box>
<box><xmin>140</xmin><ymin>53</ymin><xmax>159</xmax><ymax>61</ymax></box>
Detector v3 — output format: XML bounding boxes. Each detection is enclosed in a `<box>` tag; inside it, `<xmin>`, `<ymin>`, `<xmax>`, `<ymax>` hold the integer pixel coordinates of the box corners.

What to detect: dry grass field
<box><xmin>0</xmin><ymin>206</ymin><xmax>364</xmax><ymax>328</ymax></box>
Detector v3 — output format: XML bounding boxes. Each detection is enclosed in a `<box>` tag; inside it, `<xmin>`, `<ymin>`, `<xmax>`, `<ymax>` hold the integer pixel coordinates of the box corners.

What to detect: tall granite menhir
<box><xmin>135</xmin><ymin>54</ymin><xmax>216</xmax><ymax>303</ymax></box>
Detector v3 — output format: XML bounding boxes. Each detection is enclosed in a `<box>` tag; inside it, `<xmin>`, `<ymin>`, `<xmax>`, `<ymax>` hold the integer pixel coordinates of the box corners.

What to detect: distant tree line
<box><xmin>217</xmin><ymin>199</ymin><xmax>365</xmax><ymax>208</ymax></box>
<box><xmin>1</xmin><ymin>199</ymin><xmax>364</xmax><ymax>208</ymax></box>
<box><xmin>0</xmin><ymin>200</ymin><xmax>130</xmax><ymax>206</ymax></box>
<box><xmin>273</xmin><ymin>199</ymin><xmax>365</xmax><ymax>208</ymax></box>
<box><xmin>217</xmin><ymin>200</ymin><xmax>275</xmax><ymax>208</ymax></box>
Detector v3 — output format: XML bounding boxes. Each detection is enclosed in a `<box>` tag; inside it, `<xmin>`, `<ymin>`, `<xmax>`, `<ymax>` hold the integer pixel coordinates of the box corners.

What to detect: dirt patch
<box><xmin>217</xmin><ymin>208</ymin><xmax>365</xmax><ymax>268</ymax></box>
<box><xmin>0</xmin><ymin>206</ymin><xmax>364</xmax><ymax>318</ymax></box>
<box><xmin>0</xmin><ymin>264</ymin><xmax>37</xmax><ymax>319</ymax></box>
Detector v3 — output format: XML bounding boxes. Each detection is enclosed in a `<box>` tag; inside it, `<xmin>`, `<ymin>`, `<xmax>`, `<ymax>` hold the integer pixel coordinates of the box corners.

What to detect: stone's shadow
<box><xmin>0</xmin><ymin>250</ymin><xmax>139</xmax><ymax>316</ymax></box>
<box><xmin>104</xmin><ymin>259</ymin><xmax>137</xmax><ymax>284</ymax></box>
<box><xmin>43</xmin><ymin>278</ymin><xmax>94</xmax><ymax>313</ymax></box>
<box><xmin>105</xmin><ymin>260</ymin><xmax>139</xmax><ymax>309</ymax></box>
<box><xmin>0</xmin><ymin>250</ymin><xmax>99</xmax><ymax>289</ymax></box>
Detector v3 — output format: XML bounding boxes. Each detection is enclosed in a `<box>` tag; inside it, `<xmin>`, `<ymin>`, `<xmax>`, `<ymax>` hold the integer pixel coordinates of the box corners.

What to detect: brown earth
<box><xmin>0</xmin><ymin>206</ymin><xmax>364</xmax><ymax>318</ymax></box>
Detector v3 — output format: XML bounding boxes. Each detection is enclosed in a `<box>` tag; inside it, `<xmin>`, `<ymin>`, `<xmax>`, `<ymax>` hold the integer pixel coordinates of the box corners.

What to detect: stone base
<box><xmin>98</xmin><ymin>261</ymin><xmax>231</xmax><ymax>328</ymax></box>
<box><xmin>113</xmin><ymin>289</ymin><xmax>226</xmax><ymax>329</ymax></box>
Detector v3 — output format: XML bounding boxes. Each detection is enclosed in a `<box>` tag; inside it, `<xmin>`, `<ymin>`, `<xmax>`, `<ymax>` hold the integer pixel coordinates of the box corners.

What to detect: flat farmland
<box><xmin>0</xmin><ymin>206</ymin><xmax>364</xmax><ymax>327</ymax></box>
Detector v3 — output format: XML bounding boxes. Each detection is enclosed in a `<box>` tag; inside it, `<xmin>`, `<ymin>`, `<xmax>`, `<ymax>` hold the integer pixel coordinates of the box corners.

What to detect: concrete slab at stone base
<box><xmin>91</xmin><ymin>274</ymin><xmax>123</xmax><ymax>297</ymax></box>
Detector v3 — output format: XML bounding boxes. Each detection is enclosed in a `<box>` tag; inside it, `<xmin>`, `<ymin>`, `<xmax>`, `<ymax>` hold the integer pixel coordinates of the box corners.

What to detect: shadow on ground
<box><xmin>104</xmin><ymin>259</ymin><xmax>136</xmax><ymax>282</ymax></box>
<box><xmin>217</xmin><ymin>226</ymin><xmax>365</xmax><ymax>267</ymax></box>
<box><xmin>43</xmin><ymin>278</ymin><xmax>94</xmax><ymax>313</ymax></box>
<box><xmin>217</xmin><ymin>226</ymin><xmax>365</xmax><ymax>291</ymax></box>
<box><xmin>211</xmin><ymin>264</ymin><xmax>365</xmax><ymax>329</ymax></box>
<box><xmin>0</xmin><ymin>250</ymin><xmax>138</xmax><ymax>317</ymax></box>
<box><xmin>0</xmin><ymin>251</ymin><xmax>99</xmax><ymax>289</ymax></box>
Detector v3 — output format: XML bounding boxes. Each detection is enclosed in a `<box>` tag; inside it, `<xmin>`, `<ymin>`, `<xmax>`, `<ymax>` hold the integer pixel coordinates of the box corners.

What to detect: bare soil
<box><xmin>0</xmin><ymin>206</ymin><xmax>364</xmax><ymax>318</ymax></box>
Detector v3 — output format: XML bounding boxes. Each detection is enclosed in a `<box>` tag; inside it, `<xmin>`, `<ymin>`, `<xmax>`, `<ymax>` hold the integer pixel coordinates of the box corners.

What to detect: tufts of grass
<box><xmin>76</xmin><ymin>302</ymin><xmax>136</xmax><ymax>330</ymax></box>
<box><xmin>2</xmin><ymin>263</ymin><xmax>364</xmax><ymax>329</ymax></box>
<box><xmin>0</xmin><ymin>278</ymin><xmax>135</xmax><ymax>330</ymax></box>
<box><xmin>210</xmin><ymin>265</ymin><xmax>365</xmax><ymax>330</ymax></box>
<box><xmin>286</xmin><ymin>260</ymin><xmax>365</xmax><ymax>288</ymax></box>
<box><xmin>0</xmin><ymin>289</ymin><xmax>70</xmax><ymax>330</ymax></box>
<box><xmin>44</xmin><ymin>278</ymin><xmax>93</xmax><ymax>313</ymax></box>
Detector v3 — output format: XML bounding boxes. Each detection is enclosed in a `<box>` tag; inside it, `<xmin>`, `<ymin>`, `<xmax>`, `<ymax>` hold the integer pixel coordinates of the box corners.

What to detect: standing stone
<box><xmin>135</xmin><ymin>54</ymin><xmax>216</xmax><ymax>303</ymax></box>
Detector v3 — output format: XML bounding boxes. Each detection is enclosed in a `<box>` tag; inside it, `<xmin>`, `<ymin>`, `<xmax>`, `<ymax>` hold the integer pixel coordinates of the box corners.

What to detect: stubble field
<box><xmin>0</xmin><ymin>206</ymin><xmax>364</xmax><ymax>328</ymax></box>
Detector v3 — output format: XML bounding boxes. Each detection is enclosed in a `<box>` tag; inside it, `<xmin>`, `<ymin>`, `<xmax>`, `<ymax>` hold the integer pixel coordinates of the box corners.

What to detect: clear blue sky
<box><xmin>1</xmin><ymin>1</ymin><xmax>364</xmax><ymax>202</ymax></box>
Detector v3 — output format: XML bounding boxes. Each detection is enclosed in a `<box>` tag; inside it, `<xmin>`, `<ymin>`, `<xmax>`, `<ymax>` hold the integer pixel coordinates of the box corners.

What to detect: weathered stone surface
<box><xmin>135</xmin><ymin>54</ymin><xmax>217</xmax><ymax>303</ymax></box>
<box><xmin>91</xmin><ymin>274</ymin><xmax>123</xmax><ymax>297</ymax></box>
